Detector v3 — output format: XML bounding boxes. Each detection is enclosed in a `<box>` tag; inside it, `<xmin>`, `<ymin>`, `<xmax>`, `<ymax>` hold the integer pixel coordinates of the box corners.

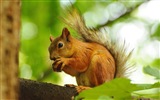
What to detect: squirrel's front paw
<box><xmin>52</xmin><ymin>57</ymin><xmax>67</xmax><ymax>72</ymax></box>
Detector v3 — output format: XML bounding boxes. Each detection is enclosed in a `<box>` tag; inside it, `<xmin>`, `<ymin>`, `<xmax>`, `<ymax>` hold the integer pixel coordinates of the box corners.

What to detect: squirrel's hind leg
<box><xmin>88</xmin><ymin>51</ymin><xmax>115</xmax><ymax>86</ymax></box>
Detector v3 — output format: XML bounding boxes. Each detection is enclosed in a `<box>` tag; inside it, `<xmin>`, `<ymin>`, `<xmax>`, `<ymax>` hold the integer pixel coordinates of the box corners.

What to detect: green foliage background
<box><xmin>20</xmin><ymin>0</ymin><xmax>159</xmax><ymax>96</ymax></box>
<box><xmin>20</xmin><ymin>0</ymin><xmax>62</xmax><ymax>83</ymax></box>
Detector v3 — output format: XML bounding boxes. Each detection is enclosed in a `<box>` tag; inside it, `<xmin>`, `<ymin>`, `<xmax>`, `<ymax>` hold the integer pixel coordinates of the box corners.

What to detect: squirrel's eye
<box><xmin>58</xmin><ymin>42</ymin><xmax>63</xmax><ymax>48</ymax></box>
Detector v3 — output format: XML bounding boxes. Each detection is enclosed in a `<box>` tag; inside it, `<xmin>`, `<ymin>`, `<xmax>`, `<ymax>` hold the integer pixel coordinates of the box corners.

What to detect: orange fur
<box><xmin>49</xmin><ymin>28</ymin><xmax>115</xmax><ymax>87</ymax></box>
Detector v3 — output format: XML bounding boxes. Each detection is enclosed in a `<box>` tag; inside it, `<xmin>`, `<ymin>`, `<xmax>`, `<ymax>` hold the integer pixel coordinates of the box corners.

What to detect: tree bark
<box><xmin>0</xmin><ymin>0</ymin><xmax>20</xmax><ymax>99</ymax></box>
<box><xmin>19</xmin><ymin>78</ymin><xmax>77</xmax><ymax>100</ymax></box>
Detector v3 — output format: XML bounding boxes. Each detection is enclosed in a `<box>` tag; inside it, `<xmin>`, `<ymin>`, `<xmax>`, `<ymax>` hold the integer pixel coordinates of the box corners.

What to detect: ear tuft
<box><xmin>50</xmin><ymin>36</ymin><xmax>54</xmax><ymax>42</ymax></box>
<box><xmin>61</xmin><ymin>27</ymin><xmax>70</xmax><ymax>41</ymax></box>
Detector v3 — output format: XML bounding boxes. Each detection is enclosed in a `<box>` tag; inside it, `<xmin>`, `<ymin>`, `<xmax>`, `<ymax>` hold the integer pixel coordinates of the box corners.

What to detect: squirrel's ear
<box><xmin>50</xmin><ymin>36</ymin><xmax>54</xmax><ymax>42</ymax></box>
<box><xmin>61</xmin><ymin>27</ymin><xmax>71</xmax><ymax>41</ymax></box>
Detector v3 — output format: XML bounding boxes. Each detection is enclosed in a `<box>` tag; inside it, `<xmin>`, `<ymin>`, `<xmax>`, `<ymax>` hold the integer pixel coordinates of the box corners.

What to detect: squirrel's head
<box><xmin>48</xmin><ymin>27</ymin><xmax>74</xmax><ymax>60</ymax></box>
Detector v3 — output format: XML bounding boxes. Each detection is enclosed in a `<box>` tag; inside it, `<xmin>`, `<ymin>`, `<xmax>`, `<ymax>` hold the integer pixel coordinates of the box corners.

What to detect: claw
<box><xmin>61</xmin><ymin>63</ymin><xmax>65</xmax><ymax>70</ymax></box>
<box><xmin>65</xmin><ymin>84</ymin><xmax>77</xmax><ymax>87</ymax></box>
<box><xmin>76</xmin><ymin>86</ymin><xmax>91</xmax><ymax>93</ymax></box>
<box><xmin>55</xmin><ymin>58</ymin><xmax>60</xmax><ymax>61</ymax></box>
<box><xmin>65</xmin><ymin>84</ymin><xmax>91</xmax><ymax>94</ymax></box>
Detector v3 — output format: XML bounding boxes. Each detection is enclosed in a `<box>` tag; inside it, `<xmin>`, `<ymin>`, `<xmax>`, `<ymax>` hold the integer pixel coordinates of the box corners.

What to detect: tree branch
<box><xmin>96</xmin><ymin>0</ymin><xmax>149</xmax><ymax>29</ymax></box>
<box><xmin>19</xmin><ymin>78</ymin><xmax>77</xmax><ymax>100</ymax></box>
<box><xmin>19</xmin><ymin>78</ymin><xmax>152</xmax><ymax>100</ymax></box>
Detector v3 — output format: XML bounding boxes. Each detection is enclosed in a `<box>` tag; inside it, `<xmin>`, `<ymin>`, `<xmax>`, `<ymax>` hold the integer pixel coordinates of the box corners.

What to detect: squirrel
<box><xmin>48</xmin><ymin>7</ymin><xmax>132</xmax><ymax>92</ymax></box>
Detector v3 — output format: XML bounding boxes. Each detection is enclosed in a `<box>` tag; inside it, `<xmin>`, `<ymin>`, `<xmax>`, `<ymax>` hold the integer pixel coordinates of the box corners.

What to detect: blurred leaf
<box><xmin>75</xmin><ymin>78</ymin><xmax>141</xmax><ymax>100</ymax></box>
<box><xmin>143</xmin><ymin>66</ymin><xmax>160</xmax><ymax>79</ymax></box>
<box><xmin>151</xmin><ymin>23</ymin><xmax>160</xmax><ymax>40</ymax></box>
<box><xmin>75</xmin><ymin>78</ymin><xmax>160</xmax><ymax>100</ymax></box>
<box><xmin>74</xmin><ymin>0</ymin><xmax>96</xmax><ymax>13</ymax></box>
<box><xmin>136</xmin><ymin>82</ymin><xmax>160</xmax><ymax>90</ymax></box>
<box><xmin>20</xmin><ymin>0</ymin><xmax>61</xmax><ymax>82</ymax></box>
<box><xmin>132</xmin><ymin>88</ymin><xmax>160</xmax><ymax>99</ymax></box>
<box><xmin>150</xmin><ymin>58</ymin><xmax>160</xmax><ymax>69</ymax></box>
<box><xmin>152</xmin><ymin>82</ymin><xmax>160</xmax><ymax>88</ymax></box>
<box><xmin>40</xmin><ymin>71</ymin><xmax>61</xmax><ymax>83</ymax></box>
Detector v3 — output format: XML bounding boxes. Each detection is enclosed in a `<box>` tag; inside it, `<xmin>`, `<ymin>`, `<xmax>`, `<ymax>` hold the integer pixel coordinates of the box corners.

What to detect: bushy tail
<box><xmin>61</xmin><ymin>7</ymin><xmax>133</xmax><ymax>78</ymax></box>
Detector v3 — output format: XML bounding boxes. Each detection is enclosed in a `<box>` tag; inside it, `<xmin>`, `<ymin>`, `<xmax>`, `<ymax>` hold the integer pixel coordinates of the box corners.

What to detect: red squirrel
<box><xmin>49</xmin><ymin>27</ymin><xmax>115</xmax><ymax>87</ymax></box>
<box><xmin>48</xmin><ymin>7</ymin><xmax>132</xmax><ymax>92</ymax></box>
